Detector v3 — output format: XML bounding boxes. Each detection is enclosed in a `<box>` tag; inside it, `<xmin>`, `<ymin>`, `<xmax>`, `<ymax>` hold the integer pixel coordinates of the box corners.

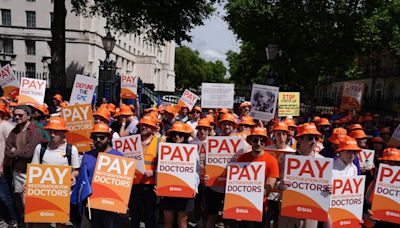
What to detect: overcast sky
<box><xmin>183</xmin><ymin>3</ymin><xmax>240</xmax><ymax>66</ymax></box>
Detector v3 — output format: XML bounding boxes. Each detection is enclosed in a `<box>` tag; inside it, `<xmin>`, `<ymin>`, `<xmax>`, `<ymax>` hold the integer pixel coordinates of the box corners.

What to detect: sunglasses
<box><xmin>194</xmin><ymin>111</ymin><xmax>202</xmax><ymax>114</ymax></box>
<box><xmin>14</xmin><ymin>114</ymin><xmax>25</xmax><ymax>118</ymax></box>
<box><xmin>251</xmin><ymin>138</ymin><xmax>266</xmax><ymax>144</ymax></box>
<box><xmin>304</xmin><ymin>135</ymin><xmax>319</xmax><ymax>141</ymax></box>
<box><xmin>91</xmin><ymin>135</ymin><xmax>107</xmax><ymax>141</ymax></box>
<box><xmin>171</xmin><ymin>132</ymin><xmax>185</xmax><ymax>138</ymax></box>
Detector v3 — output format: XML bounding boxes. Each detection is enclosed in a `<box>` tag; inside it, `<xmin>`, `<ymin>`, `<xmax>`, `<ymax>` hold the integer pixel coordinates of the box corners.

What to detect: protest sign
<box><xmin>0</xmin><ymin>64</ymin><xmax>19</xmax><ymax>98</ymax></box>
<box><xmin>387</xmin><ymin>124</ymin><xmax>400</xmax><ymax>147</ymax></box>
<box><xmin>205</xmin><ymin>136</ymin><xmax>246</xmax><ymax>186</ymax></box>
<box><xmin>90</xmin><ymin>153</ymin><xmax>136</xmax><ymax>213</ymax></box>
<box><xmin>223</xmin><ymin>162</ymin><xmax>266</xmax><ymax>222</ymax></box>
<box><xmin>278</xmin><ymin>92</ymin><xmax>300</xmax><ymax>117</ymax></box>
<box><xmin>157</xmin><ymin>142</ymin><xmax>198</xmax><ymax>198</ymax></box>
<box><xmin>330</xmin><ymin>176</ymin><xmax>365</xmax><ymax>228</ymax></box>
<box><xmin>339</xmin><ymin>82</ymin><xmax>363</xmax><ymax>112</ymax></box>
<box><xmin>120</xmin><ymin>75</ymin><xmax>138</xmax><ymax>99</ymax></box>
<box><xmin>177</xmin><ymin>89</ymin><xmax>199</xmax><ymax>110</ymax></box>
<box><xmin>69</xmin><ymin>74</ymin><xmax>98</xmax><ymax>105</ymax></box>
<box><xmin>201</xmin><ymin>83</ymin><xmax>234</xmax><ymax>109</ymax></box>
<box><xmin>62</xmin><ymin>104</ymin><xmax>94</xmax><ymax>153</ymax></box>
<box><xmin>112</xmin><ymin>135</ymin><xmax>145</xmax><ymax>184</ymax></box>
<box><xmin>357</xmin><ymin>149</ymin><xmax>375</xmax><ymax>170</ymax></box>
<box><xmin>18</xmin><ymin>77</ymin><xmax>46</xmax><ymax>104</ymax></box>
<box><xmin>371</xmin><ymin>164</ymin><xmax>400</xmax><ymax>224</ymax></box>
<box><xmin>249</xmin><ymin>84</ymin><xmax>279</xmax><ymax>122</ymax></box>
<box><xmin>281</xmin><ymin>155</ymin><xmax>333</xmax><ymax>222</ymax></box>
<box><xmin>25</xmin><ymin>164</ymin><xmax>71</xmax><ymax>223</ymax></box>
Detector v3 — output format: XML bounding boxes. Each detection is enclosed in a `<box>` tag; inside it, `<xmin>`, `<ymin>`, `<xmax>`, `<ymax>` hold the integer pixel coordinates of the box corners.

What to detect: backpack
<box><xmin>39</xmin><ymin>142</ymin><xmax>73</xmax><ymax>166</ymax></box>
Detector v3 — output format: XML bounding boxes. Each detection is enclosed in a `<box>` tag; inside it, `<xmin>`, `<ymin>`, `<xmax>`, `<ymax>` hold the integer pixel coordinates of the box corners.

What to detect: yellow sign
<box><xmin>278</xmin><ymin>92</ymin><xmax>300</xmax><ymax>117</ymax></box>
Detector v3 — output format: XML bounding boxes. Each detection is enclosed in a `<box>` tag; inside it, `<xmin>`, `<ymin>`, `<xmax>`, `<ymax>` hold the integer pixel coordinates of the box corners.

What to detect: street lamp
<box><xmin>102</xmin><ymin>25</ymin><xmax>116</xmax><ymax>61</ymax></box>
<box><xmin>265</xmin><ymin>44</ymin><xmax>279</xmax><ymax>61</ymax></box>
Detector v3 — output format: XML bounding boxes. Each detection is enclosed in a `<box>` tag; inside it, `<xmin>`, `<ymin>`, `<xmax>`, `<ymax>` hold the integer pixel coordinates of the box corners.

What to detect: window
<box><xmin>1</xmin><ymin>9</ymin><xmax>11</xmax><ymax>26</ymax></box>
<box><xmin>25</xmin><ymin>40</ymin><xmax>35</xmax><ymax>55</ymax></box>
<box><xmin>129</xmin><ymin>45</ymin><xmax>131</xmax><ymax>52</ymax></box>
<box><xmin>26</xmin><ymin>11</ymin><xmax>36</xmax><ymax>28</ymax></box>
<box><xmin>25</xmin><ymin>63</ymin><xmax>36</xmax><ymax>78</ymax></box>
<box><xmin>27</xmin><ymin>0</ymin><xmax>35</xmax><ymax>2</ymax></box>
<box><xmin>50</xmin><ymin>12</ymin><xmax>53</xmax><ymax>23</ymax></box>
<box><xmin>2</xmin><ymin>39</ymin><xmax>13</xmax><ymax>53</ymax></box>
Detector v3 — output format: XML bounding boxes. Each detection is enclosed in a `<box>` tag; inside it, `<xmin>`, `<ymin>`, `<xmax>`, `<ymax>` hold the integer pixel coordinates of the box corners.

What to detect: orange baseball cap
<box><xmin>371</xmin><ymin>136</ymin><xmax>385</xmax><ymax>143</ymax></box>
<box><xmin>91</xmin><ymin>123</ymin><xmax>112</xmax><ymax>135</ymax></box>
<box><xmin>273</xmin><ymin>121</ymin><xmax>289</xmax><ymax>132</ymax></box>
<box><xmin>53</xmin><ymin>94</ymin><xmax>63</xmax><ymax>102</ymax></box>
<box><xmin>380</xmin><ymin>127</ymin><xmax>391</xmax><ymax>134</ymax></box>
<box><xmin>218</xmin><ymin>113</ymin><xmax>237</xmax><ymax>128</ymax></box>
<box><xmin>295</xmin><ymin>123</ymin><xmax>322</xmax><ymax>138</ymax></box>
<box><xmin>138</xmin><ymin>115</ymin><xmax>157</xmax><ymax>128</ymax></box>
<box><xmin>285</xmin><ymin>118</ymin><xmax>297</xmax><ymax>128</ymax></box>
<box><xmin>119</xmin><ymin>104</ymin><xmax>134</xmax><ymax>116</ymax></box>
<box><xmin>239</xmin><ymin>116</ymin><xmax>255</xmax><ymax>126</ymax></box>
<box><xmin>44</xmin><ymin>117</ymin><xmax>68</xmax><ymax>131</ymax></box>
<box><xmin>196</xmin><ymin>118</ymin><xmax>212</xmax><ymax>129</ymax></box>
<box><xmin>93</xmin><ymin>108</ymin><xmax>111</xmax><ymax>122</ymax></box>
<box><xmin>328</xmin><ymin>128</ymin><xmax>347</xmax><ymax>145</ymax></box>
<box><xmin>318</xmin><ymin>118</ymin><xmax>331</xmax><ymax>126</ymax></box>
<box><xmin>239</xmin><ymin>101</ymin><xmax>251</xmax><ymax>110</ymax></box>
<box><xmin>349</xmin><ymin>124</ymin><xmax>363</xmax><ymax>131</ymax></box>
<box><xmin>336</xmin><ymin>136</ymin><xmax>362</xmax><ymax>152</ymax></box>
<box><xmin>168</xmin><ymin>121</ymin><xmax>192</xmax><ymax>136</ymax></box>
<box><xmin>349</xmin><ymin>129</ymin><xmax>368</xmax><ymax>139</ymax></box>
<box><xmin>378</xmin><ymin>148</ymin><xmax>400</xmax><ymax>161</ymax></box>
<box><xmin>246</xmin><ymin>127</ymin><xmax>269</xmax><ymax>144</ymax></box>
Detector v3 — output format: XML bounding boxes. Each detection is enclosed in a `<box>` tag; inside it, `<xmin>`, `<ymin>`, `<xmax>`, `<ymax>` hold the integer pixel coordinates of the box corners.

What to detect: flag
<box><xmin>70</xmin><ymin>162</ymin><xmax>92</xmax><ymax>213</ymax></box>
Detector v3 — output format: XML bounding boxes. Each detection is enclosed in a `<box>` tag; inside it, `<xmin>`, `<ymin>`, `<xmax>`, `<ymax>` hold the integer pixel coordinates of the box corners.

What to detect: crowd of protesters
<box><xmin>0</xmin><ymin>94</ymin><xmax>398</xmax><ymax>228</ymax></box>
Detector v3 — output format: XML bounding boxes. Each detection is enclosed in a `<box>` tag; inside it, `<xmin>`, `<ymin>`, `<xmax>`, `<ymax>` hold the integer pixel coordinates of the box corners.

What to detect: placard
<box><xmin>339</xmin><ymin>82</ymin><xmax>363</xmax><ymax>112</ymax></box>
<box><xmin>201</xmin><ymin>83</ymin><xmax>234</xmax><ymax>109</ymax></box>
<box><xmin>178</xmin><ymin>89</ymin><xmax>199</xmax><ymax>110</ymax></box>
<box><xmin>157</xmin><ymin>142</ymin><xmax>198</xmax><ymax>198</ymax></box>
<box><xmin>205</xmin><ymin>136</ymin><xmax>246</xmax><ymax>186</ymax></box>
<box><xmin>120</xmin><ymin>75</ymin><xmax>138</xmax><ymax>99</ymax></box>
<box><xmin>69</xmin><ymin>74</ymin><xmax>98</xmax><ymax>105</ymax></box>
<box><xmin>25</xmin><ymin>164</ymin><xmax>71</xmax><ymax>223</ymax></box>
<box><xmin>387</xmin><ymin>124</ymin><xmax>400</xmax><ymax>147</ymax></box>
<box><xmin>357</xmin><ymin>149</ymin><xmax>375</xmax><ymax>170</ymax></box>
<box><xmin>62</xmin><ymin>104</ymin><xmax>94</xmax><ymax>153</ymax></box>
<box><xmin>281</xmin><ymin>155</ymin><xmax>333</xmax><ymax>222</ymax></box>
<box><xmin>112</xmin><ymin>135</ymin><xmax>145</xmax><ymax>184</ymax></box>
<box><xmin>90</xmin><ymin>153</ymin><xmax>136</xmax><ymax>213</ymax></box>
<box><xmin>278</xmin><ymin>92</ymin><xmax>300</xmax><ymax>117</ymax></box>
<box><xmin>18</xmin><ymin>77</ymin><xmax>46</xmax><ymax>104</ymax></box>
<box><xmin>249</xmin><ymin>84</ymin><xmax>279</xmax><ymax>121</ymax></box>
<box><xmin>330</xmin><ymin>176</ymin><xmax>365</xmax><ymax>228</ymax></box>
<box><xmin>371</xmin><ymin>164</ymin><xmax>400</xmax><ymax>224</ymax></box>
<box><xmin>0</xmin><ymin>64</ymin><xmax>19</xmax><ymax>98</ymax></box>
<box><xmin>223</xmin><ymin>162</ymin><xmax>266</xmax><ymax>222</ymax></box>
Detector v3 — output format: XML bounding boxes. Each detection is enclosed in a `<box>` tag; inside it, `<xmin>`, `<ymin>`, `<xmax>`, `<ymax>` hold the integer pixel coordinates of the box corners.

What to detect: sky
<box><xmin>183</xmin><ymin>3</ymin><xmax>240</xmax><ymax>66</ymax></box>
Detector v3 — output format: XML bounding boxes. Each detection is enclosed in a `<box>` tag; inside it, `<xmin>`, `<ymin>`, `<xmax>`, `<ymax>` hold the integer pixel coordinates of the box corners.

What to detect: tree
<box><xmin>175</xmin><ymin>46</ymin><xmax>228</xmax><ymax>89</ymax></box>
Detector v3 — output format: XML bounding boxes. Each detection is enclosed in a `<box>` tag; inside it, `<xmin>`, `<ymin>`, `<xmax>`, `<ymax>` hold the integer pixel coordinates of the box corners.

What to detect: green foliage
<box><xmin>175</xmin><ymin>46</ymin><xmax>228</xmax><ymax>89</ymax></box>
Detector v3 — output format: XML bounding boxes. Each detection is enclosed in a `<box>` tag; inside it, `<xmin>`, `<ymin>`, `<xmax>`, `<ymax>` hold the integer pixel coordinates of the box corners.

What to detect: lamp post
<box><xmin>264</xmin><ymin>44</ymin><xmax>281</xmax><ymax>86</ymax></box>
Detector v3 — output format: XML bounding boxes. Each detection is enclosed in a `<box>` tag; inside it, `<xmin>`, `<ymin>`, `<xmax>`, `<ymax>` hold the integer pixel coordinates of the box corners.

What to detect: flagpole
<box><xmin>87</xmin><ymin>198</ymin><xmax>91</xmax><ymax>220</ymax></box>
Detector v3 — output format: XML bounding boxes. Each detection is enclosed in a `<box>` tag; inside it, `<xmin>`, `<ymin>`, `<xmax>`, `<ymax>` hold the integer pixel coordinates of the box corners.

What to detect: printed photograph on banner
<box><xmin>249</xmin><ymin>84</ymin><xmax>279</xmax><ymax>122</ymax></box>
<box><xmin>201</xmin><ymin>83</ymin><xmax>234</xmax><ymax>109</ymax></box>
<box><xmin>387</xmin><ymin>124</ymin><xmax>400</xmax><ymax>147</ymax></box>
<box><xmin>205</xmin><ymin>136</ymin><xmax>246</xmax><ymax>186</ymax></box>
<box><xmin>120</xmin><ymin>75</ymin><xmax>138</xmax><ymax>99</ymax></box>
<box><xmin>178</xmin><ymin>89</ymin><xmax>199</xmax><ymax>110</ymax></box>
<box><xmin>112</xmin><ymin>135</ymin><xmax>145</xmax><ymax>184</ymax></box>
<box><xmin>339</xmin><ymin>82</ymin><xmax>363</xmax><ymax>112</ymax></box>
<box><xmin>25</xmin><ymin>164</ymin><xmax>71</xmax><ymax>223</ymax></box>
<box><xmin>18</xmin><ymin>77</ymin><xmax>46</xmax><ymax>104</ymax></box>
<box><xmin>69</xmin><ymin>74</ymin><xmax>98</xmax><ymax>105</ymax></box>
<box><xmin>278</xmin><ymin>92</ymin><xmax>300</xmax><ymax>117</ymax></box>
<box><xmin>223</xmin><ymin>162</ymin><xmax>266</xmax><ymax>222</ymax></box>
<box><xmin>0</xmin><ymin>64</ymin><xmax>19</xmax><ymax>98</ymax></box>
<box><xmin>156</xmin><ymin>142</ymin><xmax>198</xmax><ymax>198</ymax></box>
<box><xmin>357</xmin><ymin>149</ymin><xmax>375</xmax><ymax>170</ymax></box>
<box><xmin>61</xmin><ymin>104</ymin><xmax>94</xmax><ymax>152</ymax></box>
<box><xmin>90</xmin><ymin>153</ymin><xmax>136</xmax><ymax>213</ymax></box>
<box><xmin>330</xmin><ymin>176</ymin><xmax>365</xmax><ymax>228</ymax></box>
<box><xmin>281</xmin><ymin>155</ymin><xmax>333</xmax><ymax>222</ymax></box>
<box><xmin>371</xmin><ymin>164</ymin><xmax>400</xmax><ymax>224</ymax></box>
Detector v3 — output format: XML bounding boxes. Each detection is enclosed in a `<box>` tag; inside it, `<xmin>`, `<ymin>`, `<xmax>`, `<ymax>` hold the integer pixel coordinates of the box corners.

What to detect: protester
<box><xmin>30</xmin><ymin>103</ymin><xmax>51</xmax><ymax>142</ymax></box>
<box><xmin>110</xmin><ymin>104</ymin><xmax>136</xmax><ymax>137</ymax></box>
<box><xmin>186</xmin><ymin>106</ymin><xmax>202</xmax><ymax>135</ymax></box>
<box><xmin>237</xmin><ymin>115</ymin><xmax>255</xmax><ymax>134</ymax></box>
<box><xmin>238</xmin><ymin>101</ymin><xmax>251</xmax><ymax>118</ymax></box>
<box><xmin>49</xmin><ymin>94</ymin><xmax>67</xmax><ymax>114</ymax></box>
<box><xmin>379</xmin><ymin>127</ymin><xmax>391</xmax><ymax>144</ymax></box>
<box><xmin>175</xmin><ymin>105</ymin><xmax>190</xmax><ymax>123</ymax></box>
<box><xmin>284</xmin><ymin>118</ymin><xmax>298</xmax><ymax>150</ymax></box>
<box><xmin>332</xmin><ymin>136</ymin><xmax>361</xmax><ymax>177</ymax></box>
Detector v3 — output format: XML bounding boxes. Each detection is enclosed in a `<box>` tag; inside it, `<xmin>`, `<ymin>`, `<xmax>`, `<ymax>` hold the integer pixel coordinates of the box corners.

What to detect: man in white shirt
<box><xmin>332</xmin><ymin>136</ymin><xmax>360</xmax><ymax>177</ymax></box>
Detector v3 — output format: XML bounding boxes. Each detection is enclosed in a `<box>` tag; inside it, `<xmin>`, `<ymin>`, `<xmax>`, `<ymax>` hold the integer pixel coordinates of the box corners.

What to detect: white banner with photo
<box><xmin>249</xmin><ymin>84</ymin><xmax>279</xmax><ymax>121</ymax></box>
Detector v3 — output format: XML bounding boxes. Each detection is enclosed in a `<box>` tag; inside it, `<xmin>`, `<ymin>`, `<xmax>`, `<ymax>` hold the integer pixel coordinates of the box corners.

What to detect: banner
<box><xmin>281</xmin><ymin>155</ymin><xmax>333</xmax><ymax>222</ymax></box>
<box><xmin>201</xmin><ymin>83</ymin><xmax>234</xmax><ymax>109</ymax></box>
<box><xmin>223</xmin><ymin>162</ymin><xmax>266</xmax><ymax>222</ymax></box>
<box><xmin>371</xmin><ymin>164</ymin><xmax>400</xmax><ymax>224</ymax></box>
<box><xmin>357</xmin><ymin>149</ymin><xmax>375</xmax><ymax>170</ymax></box>
<box><xmin>112</xmin><ymin>135</ymin><xmax>145</xmax><ymax>184</ymax></box>
<box><xmin>0</xmin><ymin>64</ymin><xmax>19</xmax><ymax>98</ymax></box>
<box><xmin>387</xmin><ymin>124</ymin><xmax>400</xmax><ymax>147</ymax></box>
<box><xmin>178</xmin><ymin>89</ymin><xmax>199</xmax><ymax>110</ymax></box>
<box><xmin>330</xmin><ymin>176</ymin><xmax>365</xmax><ymax>228</ymax></box>
<box><xmin>249</xmin><ymin>84</ymin><xmax>279</xmax><ymax>121</ymax></box>
<box><xmin>90</xmin><ymin>153</ymin><xmax>136</xmax><ymax>213</ymax></box>
<box><xmin>339</xmin><ymin>82</ymin><xmax>363</xmax><ymax>112</ymax></box>
<box><xmin>120</xmin><ymin>75</ymin><xmax>138</xmax><ymax>99</ymax></box>
<box><xmin>62</xmin><ymin>104</ymin><xmax>94</xmax><ymax>153</ymax></box>
<box><xmin>25</xmin><ymin>164</ymin><xmax>71</xmax><ymax>223</ymax></box>
<box><xmin>278</xmin><ymin>92</ymin><xmax>300</xmax><ymax>117</ymax></box>
<box><xmin>69</xmin><ymin>74</ymin><xmax>98</xmax><ymax>105</ymax></box>
<box><xmin>18</xmin><ymin>77</ymin><xmax>46</xmax><ymax>104</ymax></box>
<box><xmin>205</xmin><ymin>136</ymin><xmax>246</xmax><ymax>186</ymax></box>
<box><xmin>157</xmin><ymin>142</ymin><xmax>198</xmax><ymax>198</ymax></box>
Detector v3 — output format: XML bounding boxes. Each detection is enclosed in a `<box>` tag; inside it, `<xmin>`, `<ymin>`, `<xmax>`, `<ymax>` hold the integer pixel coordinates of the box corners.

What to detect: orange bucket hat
<box><xmin>318</xmin><ymin>118</ymin><xmax>331</xmax><ymax>126</ymax></box>
<box><xmin>239</xmin><ymin>101</ymin><xmax>251</xmax><ymax>110</ymax></box>
<box><xmin>239</xmin><ymin>116</ymin><xmax>255</xmax><ymax>126</ymax></box>
<box><xmin>380</xmin><ymin>127</ymin><xmax>391</xmax><ymax>134</ymax></box>
<box><xmin>196</xmin><ymin>118</ymin><xmax>212</xmax><ymax>130</ymax></box>
<box><xmin>206</xmin><ymin>114</ymin><xmax>215</xmax><ymax>125</ymax></box>
<box><xmin>192</xmin><ymin>106</ymin><xmax>202</xmax><ymax>113</ymax></box>
<box><xmin>349</xmin><ymin>124</ymin><xmax>363</xmax><ymax>131</ymax></box>
<box><xmin>53</xmin><ymin>94</ymin><xmax>63</xmax><ymax>102</ymax></box>
<box><xmin>144</xmin><ymin>106</ymin><xmax>158</xmax><ymax>114</ymax></box>
<box><xmin>138</xmin><ymin>115</ymin><xmax>157</xmax><ymax>128</ymax></box>
<box><xmin>336</xmin><ymin>136</ymin><xmax>362</xmax><ymax>152</ymax></box>
<box><xmin>108</xmin><ymin>103</ymin><xmax>116</xmax><ymax>113</ymax></box>
<box><xmin>218</xmin><ymin>108</ymin><xmax>229</xmax><ymax>114</ymax></box>
<box><xmin>328</xmin><ymin>128</ymin><xmax>347</xmax><ymax>145</ymax></box>
<box><xmin>273</xmin><ymin>121</ymin><xmax>289</xmax><ymax>132</ymax></box>
<box><xmin>349</xmin><ymin>129</ymin><xmax>368</xmax><ymax>139</ymax></box>
<box><xmin>371</xmin><ymin>136</ymin><xmax>385</xmax><ymax>143</ymax></box>
<box><xmin>246</xmin><ymin>127</ymin><xmax>269</xmax><ymax>144</ymax></box>
<box><xmin>0</xmin><ymin>104</ymin><xmax>11</xmax><ymax>117</ymax></box>
<box><xmin>218</xmin><ymin>113</ymin><xmax>237</xmax><ymax>128</ymax></box>
<box><xmin>44</xmin><ymin>117</ymin><xmax>68</xmax><ymax>131</ymax></box>
<box><xmin>168</xmin><ymin>121</ymin><xmax>192</xmax><ymax>136</ymax></box>
<box><xmin>295</xmin><ymin>123</ymin><xmax>322</xmax><ymax>138</ymax></box>
<box><xmin>285</xmin><ymin>118</ymin><xmax>297</xmax><ymax>128</ymax></box>
<box><xmin>91</xmin><ymin>122</ymin><xmax>112</xmax><ymax>135</ymax></box>
<box><xmin>93</xmin><ymin>108</ymin><xmax>111</xmax><ymax>122</ymax></box>
<box><xmin>312</xmin><ymin>116</ymin><xmax>321</xmax><ymax>123</ymax></box>
<box><xmin>378</xmin><ymin>148</ymin><xmax>400</xmax><ymax>161</ymax></box>
<box><xmin>119</xmin><ymin>104</ymin><xmax>134</xmax><ymax>116</ymax></box>
<box><xmin>33</xmin><ymin>104</ymin><xmax>49</xmax><ymax>116</ymax></box>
